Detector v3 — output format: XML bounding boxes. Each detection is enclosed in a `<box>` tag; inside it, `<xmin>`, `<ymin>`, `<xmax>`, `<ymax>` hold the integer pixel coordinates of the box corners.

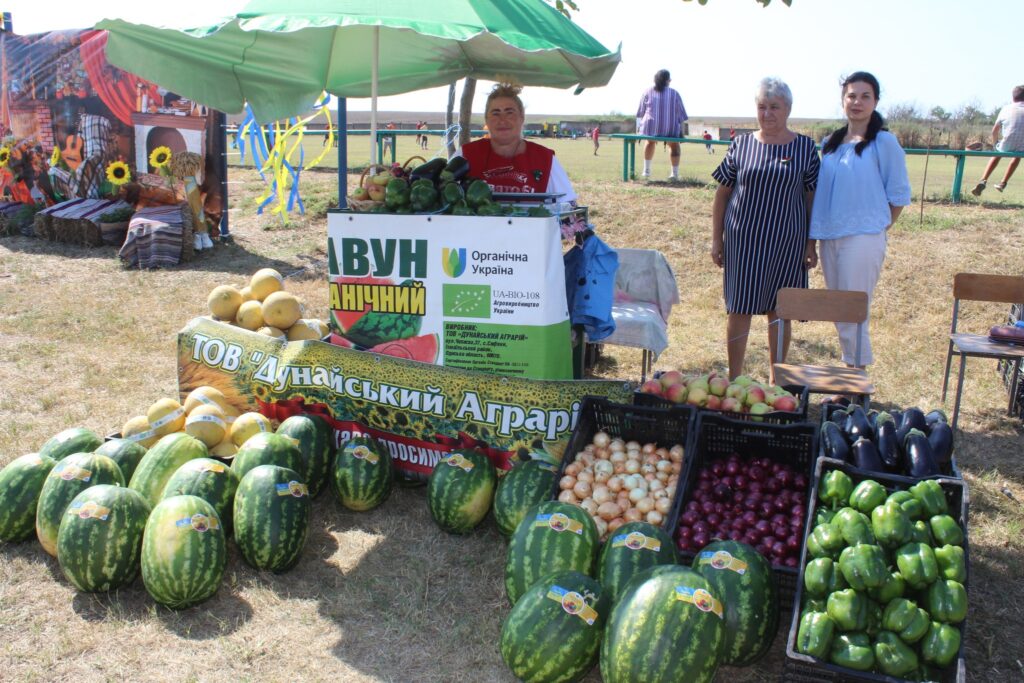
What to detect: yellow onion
<box><xmin>558</xmin><ymin>489</ymin><xmax>578</xmax><ymax>504</ymax></box>
<box><xmin>656</xmin><ymin>459</ymin><xmax>673</xmax><ymax>473</ymax></box>
<box><xmin>607</xmin><ymin>475</ymin><xmax>623</xmax><ymax>492</ymax></box>
<box><xmin>580</xmin><ymin>498</ymin><xmax>599</xmax><ymax>516</ymax></box>
<box><xmin>592</xmin><ymin>485</ymin><xmax>612</xmax><ymax>505</ymax></box>
<box><xmin>629</xmin><ymin>487</ymin><xmax>647</xmax><ymax>504</ymax></box>
<box><xmin>669</xmin><ymin>445</ymin><xmax>684</xmax><ymax>462</ymax></box>
<box><xmin>609</xmin><ymin>438</ymin><xmax>625</xmax><ymax>452</ymax></box>
<box><xmin>636</xmin><ymin>497</ymin><xmax>655</xmax><ymax>514</ymax></box>
<box><xmin>592</xmin><ymin>431</ymin><xmax>611</xmax><ymax>448</ymax></box>
<box><xmin>646</xmin><ymin>510</ymin><xmax>664</xmax><ymax>525</ymax></box>
<box><xmin>594</xmin><ymin>517</ymin><xmax>609</xmax><ymax>539</ymax></box>
<box><xmin>573</xmin><ymin>480</ymin><xmax>592</xmax><ymax>499</ymax></box>
<box><xmin>624</xmin><ymin>508</ymin><xmax>643</xmax><ymax>523</ymax></box>
<box><xmin>577</xmin><ymin>469</ymin><xmax>594</xmax><ymax>485</ymax></box>
<box><xmin>566</xmin><ymin>462</ymin><xmax>581</xmax><ymax>477</ymax></box>
<box><xmin>597</xmin><ymin>501</ymin><xmax>621</xmax><ymax>521</ymax></box>
<box><xmin>655</xmin><ymin>497</ymin><xmax>672</xmax><ymax>515</ymax></box>
<box><xmin>559</xmin><ymin>475</ymin><xmax>576</xmax><ymax>490</ymax></box>
<box><xmin>624</xmin><ymin>460</ymin><xmax>641</xmax><ymax>475</ymax></box>
<box><xmin>641</xmin><ymin>442</ymin><xmax>656</xmax><ymax>454</ymax></box>
<box><xmin>608</xmin><ymin>518</ymin><xmax>625</xmax><ymax>534</ymax></box>
<box><xmin>609</xmin><ymin>451</ymin><xmax>627</xmax><ymax>465</ymax></box>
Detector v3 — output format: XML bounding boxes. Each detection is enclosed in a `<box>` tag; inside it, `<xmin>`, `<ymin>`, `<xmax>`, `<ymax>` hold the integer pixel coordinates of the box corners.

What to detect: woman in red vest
<box><xmin>459</xmin><ymin>83</ymin><xmax>577</xmax><ymax>203</ymax></box>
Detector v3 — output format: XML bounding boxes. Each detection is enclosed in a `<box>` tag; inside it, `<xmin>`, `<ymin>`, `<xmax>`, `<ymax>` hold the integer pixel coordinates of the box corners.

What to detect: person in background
<box><xmin>592</xmin><ymin>126</ymin><xmax>600</xmax><ymax>156</ymax></box>
<box><xmin>703</xmin><ymin>130</ymin><xmax>714</xmax><ymax>154</ymax></box>
<box><xmin>810</xmin><ymin>71</ymin><xmax>911</xmax><ymax>368</ymax></box>
<box><xmin>729</xmin><ymin>127</ymin><xmax>736</xmax><ymax>141</ymax></box>
<box><xmin>971</xmin><ymin>84</ymin><xmax>1024</xmax><ymax>196</ymax></box>
<box><xmin>711</xmin><ymin>77</ymin><xmax>820</xmax><ymax>380</ymax></box>
<box><xmin>636</xmin><ymin>69</ymin><xmax>687</xmax><ymax>180</ymax></box>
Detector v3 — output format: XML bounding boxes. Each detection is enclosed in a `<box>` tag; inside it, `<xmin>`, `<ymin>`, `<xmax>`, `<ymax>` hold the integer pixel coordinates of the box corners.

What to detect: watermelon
<box><xmin>504</xmin><ymin>501</ymin><xmax>599</xmax><ymax>605</ymax></box>
<box><xmin>500</xmin><ymin>570</ymin><xmax>610</xmax><ymax>683</ymax></box>
<box><xmin>492</xmin><ymin>459</ymin><xmax>559</xmax><ymax>537</ymax></box>
<box><xmin>141</xmin><ymin>495</ymin><xmax>226</xmax><ymax>608</ymax></box>
<box><xmin>600</xmin><ymin>565</ymin><xmax>726</xmax><ymax>683</ymax></box>
<box><xmin>231</xmin><ymin>432</ymin><xmax>305</xmax><ymax>482</ymax></box>
<box><xmin>128</xmin><ymin>433</ymin><xmax>208</xmax><ymax>507</ymax></box>
<box><xmin>0</xmin><ymin>453</ymin><xmax>56</xmax><ymax>542</ymax></box>
<box><xmin>233</xmin><ymin>465</ymin><xmax>310</xmax><ymax>573</ymax></box>
<box><xmin>56</xmin><ymin>485</ymin><xmax>151</xmax><ymax>592</ymax></box>
<box><xmin>276</xmin><ymin>415</ymin><xmax>331</xmax><ymax>497</ymax></box>
<box><xmin>39</xmin><ymin>427</ymin><xmax>103</xmax><ymax>461</ymax></box>
<box><xmin>331</xmin><ymin>275</ymin><xmax>423</xmax><ymax>347</ymax></box>
<box><xmin>94</xmin><ymin>438</ymin><xmax>148</xmax><ymax>483</ymax></box>
<box><xmin>162</xmin><ymin>458</ymin><xmax>240</xmax><ymax>533</ymax></box>
<box><xmin>692</xmin><ymin>540</ymin><xmax>778</xmax><ymax>666</ymax></box>
<box><xmin>331</xmin><ymin>435</ymin><xmax>393</xmax><ymax>511</ymax></box>
<box><xmin>426</xmin><ymin>449</ymin><xmax>497</xmax><ymax>534</ymax></box>
<box><xmin>597</xmin><ymin>521</ymin><xmax>679</xmax><ymax>606</ymax></box>
<box><xmin>367</xmin><ymin>333</ymin><xmax>439</xmax><ymax>363</ymax></box>
<box><xmin>36</xmin><ymin>453</ymin><xmax>125</xmax><ymax>556</ymax></box>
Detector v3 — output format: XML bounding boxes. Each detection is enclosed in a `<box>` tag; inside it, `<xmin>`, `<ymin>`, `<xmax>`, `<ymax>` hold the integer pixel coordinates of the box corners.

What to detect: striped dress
<box><xmin>636</xmin><ymin>87</ymin><xmax>687</xmax><ymax>137</ymax></box>
<box><xmin>712</xmin><ymin>133</ymin><xmax>820</xmax><ymax>314</ymax></box>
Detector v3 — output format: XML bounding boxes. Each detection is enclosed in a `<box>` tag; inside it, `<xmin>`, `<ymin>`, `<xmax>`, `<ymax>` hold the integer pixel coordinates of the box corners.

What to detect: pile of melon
<box><xmin>206</xmin><ymin>267</ymin><xmax>328</xmax><ymax>342</ymax></box>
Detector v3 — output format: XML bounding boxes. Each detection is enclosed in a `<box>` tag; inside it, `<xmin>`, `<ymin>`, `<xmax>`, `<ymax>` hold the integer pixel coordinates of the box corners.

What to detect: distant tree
<box><xmin>930</xmin><ymin>106</ymin><xmax>951</xmax><ymax>122</ymax></box>
<box><xmin>885</xmin><ymin>102</ymin><xmax>923</xmax><ymax>122</ymax></box>
<box><xmin>953</xmin><ymin>101</ymin><xmax>989</xmax><ymax>125</ymax></box>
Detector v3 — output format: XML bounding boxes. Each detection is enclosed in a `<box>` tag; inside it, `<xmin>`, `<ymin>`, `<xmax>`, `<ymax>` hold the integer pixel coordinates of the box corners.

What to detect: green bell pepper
<box><xmin>796</xmin><ymin>610</ymin><xmax>835</xmax><ymax>659</ymax></box>
<box><xmin>868</xmin><ymin>570</ymin><xmax>907</xmax><ymax>604</ymax></box>
<box><xmin>909</xmin><ymin>480</ymin><xmax>948</xmax><ymax>517</ymax></box>
<box><xmin>384</xmin><ymin>177</ymin><xmax>410</xmax><ymax>209</ymax></box>
<box><xmin>807</xmin><ymin>522</ymin><xmax>845</xmax><ymax>559</ymax></box>
<box><xmin>934</xmin><ymin>544</ymin><xmax>967</xmax><ymax>583</ymax></box>
<box><xmin>874</xmin><ymin>631</ymin><xmax>920</xmax><ymax>677</ymax></box>
<box><xmin>833</xmin><ymin>507</ymin><xmax>876</xmax><ymax>546</ymax></box>
<box><xmin>441</xmin><ymin>180</ymin><xmax>465</xmax><ymax>205</ymax></box>
<box><xmin>802</xmin><ymin>595</ymin><xmax>828</xmax><ymax>613</ymax></box>
<box><xmin>450</xmin><ymin>200</ymin><xmax>474</xmax><ymax>216</ymax></box>
<box><xmin>838</xmin><ymin>544</ymin><xmax>888</xmax><ymax>590</ymax></box>
<box><xmin>881</xmin><ymin>598</ymin><xmax>930</xmax><ymax>644</ymax></box>
<box><xmin>849</xmin><ymin>479</ymin><xmax>887</xmax><ymax>514</ymax></box>
<box><xmin>911</xmin><ymin>519</ymin><xmax>934</xmax><ymax>545</ymax></box>
<box><xmin>465</xmin><ymin>179</ymin><xmax>493</xmax><ymax>208</ymax></box>
<box><xmin>830</xmin><ymin>632</ymin><xmax>875</xmax><ymax>671</ymax></box>
<box><xmin>815</xmin><ymin>507</ymin><xmax>837</xmax><ymax>527</ymax></box>
<box><xmin>871</xmin><ymin>500</ymin><xmax>913</xmax><ymax>548</ymax></box>
<box><xmin>804</xmin><ymin>557</ymin><xmax>848</xmax><ymax>598</ymax></box>
<box><xmin>475</xmin><ymin>201</ymin><xmax>504</xmax><ymax>216</ymax></box>
<box><xmin>921</xmin><ymin>621</ymin><xmax>961</xmax><ymax>667</ymax></box>
<box><xmin>895</xmin><ymin>542</ymin><xmax>940</xmax><ymax>590</ymax></box>
<box><xmin>820</xmin><ymin>470</ymin><xmax>854</xmax><ymax>509</ymax></box>
<box><xmin>888</xmin><ymin>490</ymin><xmax>925</xmax><ymax>521</ymax></box>
<box><xmin>929</xmin><ymin>514</ymin><xmax>964</xmax><ymax>546</ymax></box>
<box><xmin>926</xmin><ymin>579</ymin><xmax>967</xmax><ymax>624</ymax></box>
<box><xmin>527</xmin><ymin>205</ymin><xmax>552</xmax><ymax>217</ymax></box>
<box><xmin>409</xmin><ymin>179</ymin><xmax>439</xmax><ymax>212</ymax></box>
<box><xmin>865</xmin><ymin>599</ymin><xmax>883</xmax><ymax>636</ymax></box>
<box><xmin>827</xmin><ymin>588</ymin><xmax>868</xmax><ymax>631</ymax></box>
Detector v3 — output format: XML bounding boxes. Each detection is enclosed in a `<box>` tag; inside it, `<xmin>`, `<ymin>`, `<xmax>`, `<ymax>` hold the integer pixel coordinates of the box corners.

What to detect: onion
<box><xmin>607</xmin><ymin>475</ymin><xmax>623</xmax><ymax>492</ymax></box>
<box><xmin>669</xmin><ymin>445</ymin><xmax>684</xmax><ymax>462</ymax></box>
<box><xmin>594</xmin><ymin>460</ymin><xmax>614</xmax><ymax>477</ymax></box>
<box><xmin>646</xmin><ymin>510</ymin><xmax>664</xmax><ymax>525</ymax></box>
<box><xmin>577</xmin><ymin>469</ymin><xmax>594</xmax><ymax>485</ymax></box>
<box><xmin>656</xmin><ymin>460</ymin><xmax>673</xmax><ymax>473</ymax></box>
<box><xmin>641</xmin><ymin>442</ymin><xmax>656</xmax><ymax>454</ymax></box>
<box><xmin>649</xmin><ymin>479</ymin><xmax>665</xmax><ymax>493</ymax></box>
<box><xmin>558</xmin><ymin>489</ymin><xmax>578</xmax><ymax>504</ymax></box>
<box><xmin>624</xmin><ymin>508</ymin><xmax>643</xmax><ymax>523</ymax></box>
<box><xmin>580</xmin><ymin>498</ymin><xmax>599</xmax><ymax>515</ymax></box>
<box><xmin>592</xmin><ymin>431</ymin><xmax>610</xmax><ymax>448</ymax></box>
<box><xmin>655</xmin><ymin>497</ymin><xmax>672</xmax><ymax>515</ymax></box>
<box><xmin>653</xmin><ymin>488</ymin><xmax>669</xmax><ymax>500</ymax></box>
<box><xmin>636</xmin><ymin>497</ymin><xmax>655</xmax><ymax>514</ymax></box>
<box><xmin>592</xmin><ymin>485</ymin><xmax>612</xmax><ymax>505</ymax></box>
<box><xmin>579</xmin><ymin>452</ymin><xmax>595</xmax><ymax>467</ymax></box>
<box><xmin>610</xmin><ymin>438</ymin><xmax>625</xmax><ymax>452</ymax></box>
<box><xmin>594</xmin><ymin>446</ymin><xmax>610</xmax><ymax>461</ymax></box>
<box><xmin>594</xmin><ymin>470</ymin><xmax>611</xmax><ymax>484</ymax></box>
<box><xmin>608</xmin><ymin>517</ymin><xmax>625</xmax><ymax>534</ymax></box>
<box><xmin>559</xmin><ymin>475</ymin><xmax>576</xmax><ymax>490</ymax></box>
<box><xmin>574</xmin><ymin>480</ymin><xmax>593</xmax><ymax>500</ymax></box>
<box><xmin>666</xmin><ymin>484</ymin><xmax>676</xmax><ymax>498</ymax></box>
<box><xmin>655</xmin><ymin>447</ymin><xmax>669</xmax><ymax>458</ymax></box>
<box><xmin>566</xmin><ymin>463</ymin><xmax>581</xmax><ymax>477</ymax></box>
<box><xmin>598</xmin><ymin>501</ymin><xmax>621</xmax><ymax>521</ymax></box>
<box><xmin>625</xmin><ymin>460</ymin><xmax>641</xmax><ymax>475</ymax></box>
<box><xmin>641</xmin><ymin>463</ymin><xmax>657</xmax><ymax>476</ymax></box>
<box><xmin>629</xmin><ymin>487</ymin><xmax>647</xmax><ymax>504</ymax></box>
<box><xmin>656</xmin><ymin>471</ymin><xmax>670</xmax><ymax>484</ymax></box>
<box><xmin>609</xmin><ymin>451</ymin><xmax>627</xmax><ymax>465</ymax></box>
<box><xmin>594</xmin><ymin>517</ymin><xmax>609</xmax><ymax>539</ymax></box>
<box><xmin>613</xmin><ymin>463</ymin><xmax>626</xmax><ymax>475</ymax></box>
<box><xmin>671</xmin><ymin>461</ymin><xmax>682</xmax><ymax>474</ymax></box>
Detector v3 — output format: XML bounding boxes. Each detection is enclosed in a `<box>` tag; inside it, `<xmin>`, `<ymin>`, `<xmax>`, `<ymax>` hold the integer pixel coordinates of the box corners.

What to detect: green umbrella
<box><xmin>98</xmin><ymin>0</ymin><xmax>621</xmax><ymax>156</ymax></box>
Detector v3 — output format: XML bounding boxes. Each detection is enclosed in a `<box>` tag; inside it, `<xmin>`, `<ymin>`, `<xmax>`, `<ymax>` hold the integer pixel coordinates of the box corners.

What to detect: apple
<box><xmin>664</xmin><ymin>383</ymin><xmax>688</xmax><ymax>404</ymax></box>
<box><xmin>659</xmin><ymin>370</ymin><xmax>685</xmax><ymax>390</ymax></box>
<box><xmin>720</xmin><ymin>397</ymin><xmax>741</xmax><ymax>412</ymax></box>
<box><xmin>686</xmin><ymin>387</ymin><xmax>708</xmax><ymax>407</ymax></box>
<box><xmin>772</xmin><ymin>395</ymin><xmax>799</xmax><ymax>412</ymax></box>
<box><xmin>744</xmin><ymin>385</ymin><xmax>766</xmax><ymax>407</ymax></box>
<box><xmin>708</xmin><ymin>376</ymin><xmax>729</xmax><ymax>397</ymax></box>
<box><xmin>367</xmin><ymin>184</ymin><xmax>386</xmax><ymax>201</ymax></box>
<box><xmin>688</xmin><ymin>376</ymin><xmax>710</xmax><ymax>393</ymax></box>
<box><xmin>748</xmin><ymin>402</ymin><xmax>771</xmax><ymax>422</ymax></box>
<box><xmin>733</xmin><ymin>375</ymin><xmax>754</xmax><ymax>387</ymax></box>
<box><xmin>640</xmin><ymin>380</ymin><xmax>663</xmax><ymax>395</ymax></box>
<box><xmin>725</xmin><ymin>383</ymin><xmax>746</xmax><ymax>401</ymax></box>
<box><xmin>705</xmin><ymin>395</ymin><xmax>722</xmax><ymax>410</ymax></box>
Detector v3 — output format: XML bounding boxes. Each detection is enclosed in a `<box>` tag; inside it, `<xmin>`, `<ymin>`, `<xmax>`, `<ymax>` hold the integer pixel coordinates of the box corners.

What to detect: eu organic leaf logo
<box><xmin>443</xmin><ymin>284</ymin><xmax>490</xmax><ymax>318</ymax></box>
<box><xmin>442</xmin><ymin>247</ymin><xmax>467</xmax><ymax>278</ymax></box>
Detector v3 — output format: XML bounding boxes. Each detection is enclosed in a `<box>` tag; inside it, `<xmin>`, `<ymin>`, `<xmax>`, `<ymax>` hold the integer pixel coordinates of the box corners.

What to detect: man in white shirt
<box><xmin>972</xmin><ymin>84</ymin><xmax>1024</xmax><ymax>195</ymax></box>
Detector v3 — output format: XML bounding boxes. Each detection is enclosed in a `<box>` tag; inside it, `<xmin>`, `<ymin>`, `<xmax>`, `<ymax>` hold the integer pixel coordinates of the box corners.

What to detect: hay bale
<box><xmin>33</xmin><ymin>212</ymin><xmax>54</xmax><ymax>240</ymax></box>
<box><xmin>179</xmin><ymin>201</ymin><xmax>195</xmax><ymax>263</ymax></box>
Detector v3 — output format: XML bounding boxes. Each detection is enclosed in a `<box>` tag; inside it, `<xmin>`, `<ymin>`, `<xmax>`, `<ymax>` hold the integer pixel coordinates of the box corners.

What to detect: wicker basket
<box><xmin>348</xmin><ymin>164</ymin><xmax>387</xmax><ymax>212</ymax></box>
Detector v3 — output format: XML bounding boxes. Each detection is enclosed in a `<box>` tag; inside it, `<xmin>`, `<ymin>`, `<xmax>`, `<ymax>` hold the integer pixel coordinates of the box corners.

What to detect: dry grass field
<box><xmin>1</xmin><ymin>136</ymin><xmax>1023</xmax><ymax>682</ymax></box>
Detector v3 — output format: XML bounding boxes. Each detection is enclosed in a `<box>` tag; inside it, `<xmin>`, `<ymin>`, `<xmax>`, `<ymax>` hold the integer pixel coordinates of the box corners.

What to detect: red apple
<box><xmin>772</xmin><ymin>394</ymin><xmax>798</xmax><ymax>412</ymax></box>
<box><xmin>705</xmin><ymin>395</ymin><xmax>722</xmax><ymax>410</ymax></box>
<box><xmin>720</xmin><ymin>397</ymin><xmax>741</xmax><ymax>412</ymax></box>
<box><xmin>744</xmin><ymin>385</ymin><xmax>766</xmax><ymax>407</ymax></box>
<box><xmin>664</xmin><ymin>383</ymin><xmax>688</xmax><ymax>404</ymax></box>
<box><xmin>640</xmin><ymin>380</ymin><xmax>663</xmax><ymax>395</ymax></box>
<box><xmin>708</xmin><ymin>376</ymin><xmax>729</xmax><ymax>397</ymax></box>
<box><xmin>659</xmin><ymin>370</ymin><xmax>685</xmax><ymax>390</ymax></box>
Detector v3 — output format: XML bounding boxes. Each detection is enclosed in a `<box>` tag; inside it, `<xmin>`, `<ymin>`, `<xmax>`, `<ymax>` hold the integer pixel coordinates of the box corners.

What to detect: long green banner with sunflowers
<box><xmin>177</xmin><ymin>317</ymin><xmax>632</xmax><ymax>480</ymax></box>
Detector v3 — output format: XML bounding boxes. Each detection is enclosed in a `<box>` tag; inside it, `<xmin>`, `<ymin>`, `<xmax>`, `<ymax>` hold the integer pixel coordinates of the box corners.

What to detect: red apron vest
<box><xmin>461</xmin><ymin>139</ymin><xmax>554</xmax><ymax>193</ymax></box>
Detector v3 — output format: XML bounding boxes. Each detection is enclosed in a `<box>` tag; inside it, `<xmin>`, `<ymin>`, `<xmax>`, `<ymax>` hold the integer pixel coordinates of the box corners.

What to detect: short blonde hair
<box><xmin>486</xmin><ymin>82</ymin><xmax>525</xmax><ymax>115</ymax></box>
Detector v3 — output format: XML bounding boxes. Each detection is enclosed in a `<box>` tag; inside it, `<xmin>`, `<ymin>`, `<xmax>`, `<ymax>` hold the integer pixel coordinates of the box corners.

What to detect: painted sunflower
<box><xmin>106</xmin><ymin>160</ymin><xmax>131</xmax><ymax>186</ymax></box>
<box><xmin>149</xmin><ymin>146</ymin><xmax>172</xmax><ymax>169</ymax></box>
<box><xmin>50</xmin><ymin>147</ymin><xmax>61</xmax><ymax>167</ymax></box>
<box><xmin>0</xmin><ymin>147</ymin><xmax>9</xmax><ymax>168</ymax></box>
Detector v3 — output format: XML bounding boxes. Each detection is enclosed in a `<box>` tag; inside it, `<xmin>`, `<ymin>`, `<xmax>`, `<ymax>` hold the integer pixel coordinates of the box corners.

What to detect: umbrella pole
<box><xmin>370</xmin><ymin>26</ymin><xmax>379</xmax><ymax>165</ymax></box>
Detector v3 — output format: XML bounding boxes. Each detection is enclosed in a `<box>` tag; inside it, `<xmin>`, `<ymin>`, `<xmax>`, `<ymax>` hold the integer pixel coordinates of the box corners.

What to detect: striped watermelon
<box><xmin>692</xmin><ymin>540</ymin><xmax>778</xmax><ymax>666</ymax></box>
<box><xmin>331</xmin><ymin>435</ymin><xmax>393</xmax><ymax>511</ymax></box>
<box><xmin>500</xmin><ymin>569</ymin><xmax>610</xmax><ymax>683</ymax></box>
<box><xmin>36</xmin><ymin>453</ymin><xmax>125</xmax><ymax>556</ymax></box>
<box><xmin>56</xmin><ymin>485</ymin><xmax>151</xmax><ymax>592</ymax></box>
<box><xmin>492</xmin><ymin>459</ymin><xmax>559</xmax><ymax>537</ymax></box>
<box><xmin>39</xmin><ymin>427</ymin><xmax>103</xmax><ymax>461</ymax></box>
<box><xmin>162</xmin><ymin>458</ymin><xmax>240</xmax><ymax>533</ymax></box>
<box><xmin>141</xmin><ymin>495</ymin><xmax>226</xmax><ymax>608</ymax></box>
<box><xmin>0</xmin><ymin>453</ymin><xmax>56</xmax><ymax>542</ymax></box>
<box><xmin>277</xmin><ymin>415</ymin><xmax>331</xmax><ymax>497</ymax></box>
<box><xmin>232</xmin><ymin>432</ymin><xmax>305</xmax><ymax>482</ymax></box>
<box><xmin>505</xmin><ymin>501</ymin><xmax>599</xmax><ymax>605</ymax></box>
<box><xmin>598</xmin><ymin>521</ymin><xmax>679</xmax><ymax>606</ymax></box>
<box><xmin>233</xmin><ymin>465</ymin><xmax>310</xmax><ymax>573</ymax></box>
<box><xmin>600</xmin><ymin>565</ymin><xmax>726</xmax><ymax>683</ymax></box>
<box><xmin>94</xmin><ymin>438</ymin><xmax>148</xmax><ymax>483</ymax></box>
<box><xmin>129</xmin><ymin>433</ymin><xmax>208</xmax><ymax>507</ymax></box>
<box><xmin>426</xmin><ymin>449</ymin><xmax>497</xmax><ymax>534</ymax></box>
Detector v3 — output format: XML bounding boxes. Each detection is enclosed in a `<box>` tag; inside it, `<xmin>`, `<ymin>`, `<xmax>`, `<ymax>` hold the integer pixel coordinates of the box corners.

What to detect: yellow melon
<box><xmin>184</xmin><ymin>404</ymin><xmax>228</xmax><ymax>447</ymax></box>
<box><xmin>147</xmin><ymin>398</ymin><xmax>186</xmax><ymax>436</ymax></box>
<box><xmin>121</xmin><ymin>414</ymin><xmax>159</xmax><ymax>448</ymax></box>
<box><xmin>286</xmin><ymin>319</ymin><xmax>322</xmax><ymax>341</ymax></box>
<box><xmin>235</xmin><ymin>300</ymin><xmax>265</xmax><ymax>331</ymax></box>
<box><xmin>183</xmin><ymin>385</ymin><xmax>230</xmax><ymax>414</ymax></box>
<box><xmin>250</xmin><ymin>268</ymin><xmax>284</xmax><ymax>302</ymax></box>
<box><xmin>210</xmin><ymin>440</ymin><xmax>238</xmax><ymax>459</ymax></box>
<box><xmin>207</xmin><ymin>285</ymin><xmax>243</xmax><ymax>321</ymax></box>
<box><xmin>261</xmin><ymin>291</ymin><xmax>302</xmax><ymax>329</ymax></box>
<box><xmin>230</xmin><ymin>412</ymin><xmax>272</xmax><ymax>446</ymax></box>
<box><xmin>257</xmin><ymin>325</ymin><xmax>287</xmax><ymax>341</ymax></box>
<box><xmin>314</xmin><ymin>319</ymin><xmax>330</xmax><ymax>336</ymax></box>
<box><xmin>239</xmin><ymin>285</ymin><xmax>255</xmax><ymax>302</ymax></box>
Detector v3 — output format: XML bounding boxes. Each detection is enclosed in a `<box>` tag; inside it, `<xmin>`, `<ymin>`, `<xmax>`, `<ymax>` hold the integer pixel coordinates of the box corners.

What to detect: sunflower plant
<box><xmin>149</xmin><ymin>146</ymin><xmax>172</xmax><ymax>170</ymax></box>
<box><xmin>106</xmin><ymin>160</ymin><xmax>132</xmax><ymax>186</ymax></box>
<box><xmin>50</xmin><ymin>147</ymin><xmax>62</xmax><ymax>168</ymax></box>
<box><xmin>0</xmin><ymin>147</ymin><xmax>10</xmax><ymax>169</ymax></box>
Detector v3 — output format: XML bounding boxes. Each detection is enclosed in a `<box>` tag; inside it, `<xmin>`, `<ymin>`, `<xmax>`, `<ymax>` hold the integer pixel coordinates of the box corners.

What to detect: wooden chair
<box><xmin>941</xmin><ymin>273</ymin><xmax>1024</xmax><ymax>431</ymax></box>
<box><xmin>771</xmin><ymin>288</ymin><xmax>874</xmax><ymax>406</ymax></box>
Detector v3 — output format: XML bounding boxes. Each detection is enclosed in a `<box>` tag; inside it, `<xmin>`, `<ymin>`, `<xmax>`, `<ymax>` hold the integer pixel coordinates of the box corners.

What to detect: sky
<box><xmin>9</xmin><ymin>0</ymin><xmax>1024</xmax><ymax>120</ymax></box>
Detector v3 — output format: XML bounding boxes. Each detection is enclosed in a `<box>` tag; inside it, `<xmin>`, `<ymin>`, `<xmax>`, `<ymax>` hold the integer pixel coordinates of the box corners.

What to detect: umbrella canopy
<box><xmin>97</xmin><ymin>0</ymin><xmax>621</xmax><ymax>125</ymax></box>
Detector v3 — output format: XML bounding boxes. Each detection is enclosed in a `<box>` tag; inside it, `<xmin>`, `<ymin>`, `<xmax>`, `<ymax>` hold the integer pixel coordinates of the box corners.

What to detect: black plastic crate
<box><xmin>634</xmin><ymin>383</ymin><xmax>810</xmax><ymax>425</ymax></box>
<box><xmin>784</xmin><ymin>457</ymin><xmax>968</xmax><ymax>683</ymax></box>
<box><xmin>670</xmin><ymin>412</ymin><xmax>819</xmax><ymax>614</ymax></box>
<box><xmin>551</xmin><ymin>396</ymin><xmax>696</xmax><ymax>538</ymax></box>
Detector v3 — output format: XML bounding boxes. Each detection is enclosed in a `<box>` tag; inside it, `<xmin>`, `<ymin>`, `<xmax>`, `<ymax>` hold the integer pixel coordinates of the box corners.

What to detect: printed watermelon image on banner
<box><xmin>177</xmin><ymin>317</ymin><xmax>632</xmax><ymax>481</ymax></box>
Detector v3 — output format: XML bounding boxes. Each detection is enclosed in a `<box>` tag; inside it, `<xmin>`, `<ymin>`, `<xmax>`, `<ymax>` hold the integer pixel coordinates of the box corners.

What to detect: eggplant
<box><xmin>904</xmin><ymin>428</ymin><xmax>940</xmax><ymax>478</ymax></box>
<box><xmin>409</xmin><ymin>157</ymin><xmax>447</xmax><ymax>183</ymax></box>
<box><xmin>928</xmin><ymin>421</ymin><xmax>954</xmax><ymax>468</ymax></box>
<box><xmin>844</xmin><ymin>405</ymin><xmax>872</xmax><ymax>442</ymax></box>
<box><xmin>828</xmin><ymin>407</ymin><xmax>848</xmax><ymax>429</ymax></box>
<box><xmin>821</xmin><ymin>422</ymin><xmax>851</xmax><ymax>463</ymax></box>
<box><xmin>851</xmin><ymin>437</ymin><xmax>885</xmax><ymax>473</ymax></box>
<box><xmin>866</xmin><ymin>409</ymin><xmax>880</xmax><ymax>431</ymax></box>
<box><xmin>924</xmin><ymin>409</ymin><xmax>949</xmax><ymax>429</ymax></box>
<box><xmin>439</xmin><ymin>156</ymin><xmax>470</xmax><ymax>183</ymax></box>
<box><xmin>896</xmin><ymin>407</ymin><xmax>926</xmax><ymax>457</ymax></box>
<box><xmin>874</xmin><ymin>412</ymin><xmax>901</xmax><ymax>471</ymax></box>
<box><xmin>890</xmin><ymin>410</ymin><xmax>905</xmax><ymax>431</ymax></box>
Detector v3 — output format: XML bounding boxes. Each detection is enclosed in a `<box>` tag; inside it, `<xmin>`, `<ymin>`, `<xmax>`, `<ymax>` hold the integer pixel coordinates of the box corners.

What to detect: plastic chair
<box><xmin>595</xmin><ymin>248</ymin><xmax>679</xmax><ymax>381</ymax></box>
<box><xmin>771</xmin><ymin>288</ymin><xmax>874</xmax><ymax>407</ymax></box>
<box><xmin>941</xmin><ymin>272</ymin><xmax>1024</xmax><ymax>431</ymax></box>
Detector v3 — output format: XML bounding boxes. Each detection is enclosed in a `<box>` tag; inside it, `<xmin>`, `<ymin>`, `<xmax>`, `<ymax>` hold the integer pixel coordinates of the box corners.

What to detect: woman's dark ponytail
<box><xmin>855</xmin><ymin>110</ymin><xmax>884</xmax><ymax>155</ymax></box>
<box><xmin>821</xmin><ymin>71</ymin><xmax>886</xmax><ymax>157</ymax></box>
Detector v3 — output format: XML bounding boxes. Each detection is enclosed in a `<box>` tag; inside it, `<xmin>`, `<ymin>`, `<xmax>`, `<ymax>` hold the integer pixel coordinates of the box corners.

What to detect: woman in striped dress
<box><xmin>636</xmin><ymin>69</ymin><xmax>688</xmax><ymax>179</ymax></box>
<box><xmin>711</xmin><ymin>77</ymin><xmax>820</xmax><ymax>380</ymax></box>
